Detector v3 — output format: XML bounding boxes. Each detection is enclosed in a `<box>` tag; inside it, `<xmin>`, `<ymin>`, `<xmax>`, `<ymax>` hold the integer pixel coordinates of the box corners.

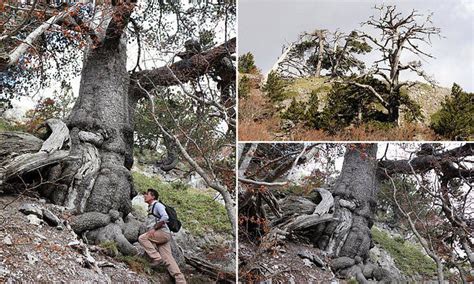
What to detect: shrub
<box><xmin>281</xmin><ymin>98</ymin><xmax>306</xmax><ymax>122</ymax></box>
<box><xmin>371</xmin><ymin>227</ymin><xmax>437</xmax><ymax>277</ymax></box>
<box><xmin>430</xmin><ymin>83</ymin><xmax>474</xmax><ymax>140</ymax></box>
<box><xmin>304</xmin><ymin>89</ymin><xmax>321</xmax><ymax>127</ymax></box>
<box><xmin>262</xmin><ymin>71</ymin><xmax>287</xmax><ymax>102</ymax></box>
<box><xmin>238</xmin><ymin>52</ymin><xmax>257</xmax><ymax>74</ymax></box>
<box><xmin>239</xmin><ymin>75</ymin><xmax>251</xmax><ymax>98</ymax></box>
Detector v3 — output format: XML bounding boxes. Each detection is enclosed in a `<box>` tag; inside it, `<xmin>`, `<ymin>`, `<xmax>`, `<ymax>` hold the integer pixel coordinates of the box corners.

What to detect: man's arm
<box><xmin>153</xmin><ymin>202</ymin><xmax>169</xmax><ymax>230</ymax></box>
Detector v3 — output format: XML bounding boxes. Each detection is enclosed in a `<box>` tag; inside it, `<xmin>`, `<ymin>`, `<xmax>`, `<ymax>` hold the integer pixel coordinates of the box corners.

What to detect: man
<box><xmin>138</xmin><ymin>188</ymin><xmax>186</xmax><ymax>284</ymax></box>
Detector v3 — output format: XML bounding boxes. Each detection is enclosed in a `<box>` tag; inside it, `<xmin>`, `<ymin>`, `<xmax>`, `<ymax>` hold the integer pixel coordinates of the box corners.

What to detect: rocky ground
<box><xmin>0</xmin><ymin>194</ymin><xmax>231</xmax><ymax>283</ymax></box>
<box><xmin>239</xmin><ymin>239</ymin><xmax>336</xmax><ymax>283</ymax></box>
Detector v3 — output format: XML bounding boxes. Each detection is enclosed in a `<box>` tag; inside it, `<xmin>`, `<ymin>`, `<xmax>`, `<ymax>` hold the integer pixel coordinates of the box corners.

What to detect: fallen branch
<box><xmin>184</xmin><ymin>255</ymin><xmax>236</xmax><ymax>283</ymax></box>
<box><xmin>238</xmin><ymin>177</ymin><xmax>287</xmax><ymax>186</ymax></box>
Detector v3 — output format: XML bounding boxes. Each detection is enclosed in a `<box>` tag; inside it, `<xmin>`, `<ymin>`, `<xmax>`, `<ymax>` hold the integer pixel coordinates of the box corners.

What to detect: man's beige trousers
<box><xmin>139</xmin><ymin>229</ymin><xmax>186</xmax><ymax>284</ymax></box>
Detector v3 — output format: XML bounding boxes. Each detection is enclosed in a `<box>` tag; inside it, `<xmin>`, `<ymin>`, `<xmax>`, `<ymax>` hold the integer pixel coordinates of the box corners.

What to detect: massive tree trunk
<box><xmin>47</xmin><ymin>38</ymin><xmax>136</xmax><ymax>215</ymax></box>
<box><xmin>1</xmin><ymin>2</ymin><xmax>236</xmax><ymax>257</ymax></box>
<box><xmin>317</xmin><ymin>144</ymin><xmax>378</xmax><ymax>260</ymax></box>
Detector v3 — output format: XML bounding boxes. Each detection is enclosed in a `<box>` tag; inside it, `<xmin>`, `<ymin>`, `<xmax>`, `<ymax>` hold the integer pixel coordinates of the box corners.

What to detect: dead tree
<box><xmin>358</xmin><ymin>5</ymin><xmax>441</xmax><ymax>124</ymax></box>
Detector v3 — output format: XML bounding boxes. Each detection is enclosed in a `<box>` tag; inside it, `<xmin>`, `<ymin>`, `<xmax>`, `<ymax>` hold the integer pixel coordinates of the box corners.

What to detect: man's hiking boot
<box><xmin>150</xmin><ymin>259</ymin><xmax>167</xmax><ymax>268</ymax></box>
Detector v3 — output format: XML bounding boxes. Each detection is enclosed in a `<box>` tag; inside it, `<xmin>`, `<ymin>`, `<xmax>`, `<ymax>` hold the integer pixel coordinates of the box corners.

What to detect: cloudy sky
<box><xmin>239</xmin><ymin>0</ymin><xmax>474</xmax><ymax>91</ymax></box>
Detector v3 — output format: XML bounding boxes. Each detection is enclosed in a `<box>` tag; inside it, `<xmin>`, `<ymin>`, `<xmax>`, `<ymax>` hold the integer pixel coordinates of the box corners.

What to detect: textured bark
<box><xmin>317</xmin><ymin>144</ymin><xmax>378</xmax><ymax>260</ymax></box>
<box><xmin>46</xmin><ymin>37</ymin><xmax>136</xmax><ymax>217</ymax></box>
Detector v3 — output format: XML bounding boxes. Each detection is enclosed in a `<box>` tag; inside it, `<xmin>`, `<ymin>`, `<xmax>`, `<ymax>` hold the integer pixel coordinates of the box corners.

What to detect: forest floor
<box><xmin>239</xmin><ymin>237</ymin><xmax>337</xmax><ymax>283</ymax></box>
<box><xmin>0</xmin><ymin>193</ymin><xmax>227</xmax><ymax>283</ymax></box>
<box><xmin>238</xmin><ymin>73</ymin><xmax>444</xmax><ymax>141</ymax></box>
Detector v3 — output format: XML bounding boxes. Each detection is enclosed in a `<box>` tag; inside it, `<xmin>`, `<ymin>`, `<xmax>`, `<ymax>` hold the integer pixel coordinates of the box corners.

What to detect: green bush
<box><xmin>238</xmin><ymin>75</ymin><xmax>251</xmax><ymax>98</ymax></box>
<box><xmin>0</xmin><ymin>118</ymin><xmax>22</xmax><ymax>131</ymax></box>
<box><xmin>262</xmin><ymin>71</ymin><xmax>287</xmax><ymax>102</ymax></box>
<box><xmin>238</xmin><ymin>52</ymin><xmax>257</xmax><ymax>73</ymax></box>
<box><xmin>371</xmin><ymin>227</ymin><xmax>437</xmax><ymax>277</ymax></box>
<box><xmin>430</xmin><ymin>83</ymin><xmax>474</xmax><ymax>140</ymax></box>
<box><xmin>281</xmin><ymin>98</ymin><xmax>306</xmax><ymax>122</ymax></box>
<box><xmin>132</xmin><ymin>172</ymin><xmax>231</xmax><ymax>236</ymax></box>
<box><xmin>304</xmin><ymin>89</ymin><xmax>321</xmax><ymax>127</ymax></box>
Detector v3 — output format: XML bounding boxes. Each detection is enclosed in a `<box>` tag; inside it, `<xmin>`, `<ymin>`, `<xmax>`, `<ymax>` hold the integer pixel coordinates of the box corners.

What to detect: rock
<box><xmin>42</xmin><ymin>209</ymin><xmax>61</xmax><ymax>226</ymax></box>
<box><xmin>302</xmin><ymin>258</ymin><xmax>313</xmax><ymax>267</ymax></box>
<box><xmin>281</xmin><ymin>119</ymin><xmax>295</xmax><ymax>131</ymax></box>
<box><xmin>0</xmin><ymin>265</ymin><xmax>10</xmax><ymax>276</ymax></box>
<box><xmin>19</xmin><ymin>203</ymin><xmax>43</xmax><ymax>218</ymax></box>
<box><xmin>369</xmin><ymin>245</ymin><xmax>402</xmax><ymax>280</ymax></box>
<box><xmin>373</xmin><ymin>267</ymin><xmax>390</xmax><ymax>281</ymax></box>
<box><xmin>33</xmin><ymin>233</ymin><xmax>47</xmax><ymax>240</ymax></box>
<box><xmin>312</xmin><ymin>254</ymin><xmax>325</xmax><ymax>268</ymax></box>
<box><xmin>3</xmin><ymin>235</ymin><xmax>13</xmax><ymax>246</ymax></box>
<box><xmin>354</xmin><ymin>256</ymin><xmax>362</xmax><ymax>264</ymax></box>
<box><xmin>25</xmin><ymin>252</ymin><xmax>39</xmax><ymax>265</ymax></box>
<box><xmin>297</xmin><ymin>251</ymin><xmax>325</xmax><ymax>267</ymax></box>
<box><xmin>330</xmin><ymin>256</ymin><xmax>355</xmax><ymax>271</ymax></box>
<box><xmin>26</xmin><ymin>214</ymin><xmax>42</xmax><ymax>226</ymax></box>
<box><xmin>68</xmin><ymin>240</ymin><xmax>81</xmax><ymax>247</ymax></box>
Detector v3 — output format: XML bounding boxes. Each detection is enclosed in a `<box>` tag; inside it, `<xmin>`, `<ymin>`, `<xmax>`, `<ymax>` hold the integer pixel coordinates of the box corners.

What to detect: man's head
<box><xmin>144</xmin><ymin>188</ymin><xmax>159</xmax><ymax>204</ymax></box>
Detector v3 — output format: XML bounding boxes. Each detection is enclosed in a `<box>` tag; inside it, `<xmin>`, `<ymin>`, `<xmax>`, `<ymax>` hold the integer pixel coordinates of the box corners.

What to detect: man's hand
<box><xmin>154</xmin><ymin>221</ymin><xmax>165</xmax><ymax>230</ymax></box>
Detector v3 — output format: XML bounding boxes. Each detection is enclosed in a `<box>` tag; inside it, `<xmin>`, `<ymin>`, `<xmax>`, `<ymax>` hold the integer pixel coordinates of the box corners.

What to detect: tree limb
<box><xmin>131</xmin><ymin>37</ymin><xmax>236</xmax><ymax>92</ymax></box>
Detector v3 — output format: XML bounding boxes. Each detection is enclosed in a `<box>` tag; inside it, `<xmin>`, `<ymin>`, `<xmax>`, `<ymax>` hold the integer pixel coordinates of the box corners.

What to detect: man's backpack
<box><xmin>151</xmin><ymin>202</ymin><xmax>182</xmax><ymax>233</ymax></box>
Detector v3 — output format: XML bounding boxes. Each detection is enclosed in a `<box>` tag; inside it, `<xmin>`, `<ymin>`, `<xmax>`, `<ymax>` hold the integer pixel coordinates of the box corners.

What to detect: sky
<box><xmin>239</xmin><ymin>0</ymin><xmax>474</xmax><ymax>91</ymax></box>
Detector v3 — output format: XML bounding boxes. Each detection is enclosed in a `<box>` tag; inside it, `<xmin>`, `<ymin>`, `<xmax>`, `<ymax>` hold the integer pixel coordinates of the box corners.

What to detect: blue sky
<box><xmin>239</xmin><ymin>0</ymin><xmax>474</xmax><ymax>91</ymax></box>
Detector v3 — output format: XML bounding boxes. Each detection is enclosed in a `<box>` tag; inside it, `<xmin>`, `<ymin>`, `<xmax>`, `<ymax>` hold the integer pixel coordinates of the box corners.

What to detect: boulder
<box><xmin>26</xmin><ymin>214</ymin><xmax>42</xmax><ymax>225</ymax></box>
<box><xmin>42</xmin><ymin>209</ymin><xmax>61</xmax><ymax>226</ymax></box>
<box><xmin>19</xmin><ymin>203</ymin><xmax>43</xmax><ymax>218</ymax></box>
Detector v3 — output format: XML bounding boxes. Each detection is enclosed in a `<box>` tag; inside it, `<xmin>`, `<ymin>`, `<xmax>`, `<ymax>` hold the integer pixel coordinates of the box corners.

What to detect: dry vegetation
<box><xmin>238</xmin><ymin>86</ymin><xmax>281</xmax><ymax>141</ymax></box>
<box><xmin>238</xmin><ymin>83</ymin><xmax>440</xmax><ymax>141</ymax></box>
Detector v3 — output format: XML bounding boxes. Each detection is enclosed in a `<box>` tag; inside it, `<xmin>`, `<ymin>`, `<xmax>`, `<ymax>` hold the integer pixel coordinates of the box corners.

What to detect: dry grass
<box><xmin>239</xmin><ymin>87</ymin><xmax>281</xmax><ymax>141</ymax></box>
<box><xmin>239</xmin><ymin>119</ymin><xmax>280</xmax><ymax>141</ymax></box>
<box><xmin>291</xmin><ymin>123</ymin><xmax>439</xmax><ymax>141</ymax></box>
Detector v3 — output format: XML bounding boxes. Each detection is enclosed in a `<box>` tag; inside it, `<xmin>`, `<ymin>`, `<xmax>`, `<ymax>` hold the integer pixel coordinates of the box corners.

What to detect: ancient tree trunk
<box><xmin>48</xmin><ymin>38</ymin><xmax>136</xmax><ymax>216</ymax></box>
<box><xmin>317</xmin><ymin>144</ymin><xmax>378</xmax><ymax>260</ymax></box>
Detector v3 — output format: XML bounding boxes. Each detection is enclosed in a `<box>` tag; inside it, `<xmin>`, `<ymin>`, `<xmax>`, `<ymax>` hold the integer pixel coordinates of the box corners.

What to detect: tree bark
<box><xmin>317</xmin><ymin>144</ymin><xmax>378</xmax><ymax>260</ymax></box>
<box><xmin>45</xmin><ymin>36</ymin><xmax>136</xmax><ymax>216</ymax></box>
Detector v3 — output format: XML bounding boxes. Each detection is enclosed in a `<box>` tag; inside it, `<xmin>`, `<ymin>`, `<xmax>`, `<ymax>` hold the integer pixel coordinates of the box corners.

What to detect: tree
<box><xmin>0</xmin><ymin>1</ymin><xmax>236</xmax><ymax>255</ymax></box>
<box><xmin>272</xmin><ymin>29</ymin><xmax>371</xmax><ymax>79</ymax></box>
<box><xmin>430</xmin><ymin>83</ymin><xmax>474</xmax><ymax>140</ymax></box>
<box><xmin>239</xmin><ymin>143</ymin><xmax>473</xmax><ymax>282</ymax></box>
<box><xmin>238</xmin><ymin>52</ymin><xmax>257</xmax><ymax>74</ymax></box>
<box><xmin>262</xmin><ymin>70</ymin><xmax>287</xmax><ymax>102</ymax></box>
<box><xmin>357</xmin><ymin>5</ymin><xmax>441</xmax><ymax>124</ymax></box>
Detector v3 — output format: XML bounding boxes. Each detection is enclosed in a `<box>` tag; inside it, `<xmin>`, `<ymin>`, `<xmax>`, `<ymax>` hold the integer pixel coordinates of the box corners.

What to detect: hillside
<box><xmin>0</xmin><ymin>158</ymin><xmax>235</xmax><ymax>283</ymax></box>
<box><xmin>239</xmin><ymin>73</ymin><xmax>450</xmax><ymax>141</ymax></box>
